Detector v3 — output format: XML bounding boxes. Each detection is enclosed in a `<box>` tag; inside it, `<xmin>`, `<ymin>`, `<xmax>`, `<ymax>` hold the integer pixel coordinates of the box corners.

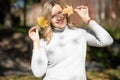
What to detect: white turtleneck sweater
<box><xmin>31</xmin><ymin>20</ymin><xmax>113</xmax><ymax>80</ymax></box>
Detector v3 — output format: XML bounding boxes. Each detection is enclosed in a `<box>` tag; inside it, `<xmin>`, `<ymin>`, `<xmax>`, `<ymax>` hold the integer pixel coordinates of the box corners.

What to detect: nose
<box><xmin>57</xmin><ymin>14</ymin><xmax>64</xmax><ymax>20</ymax></box>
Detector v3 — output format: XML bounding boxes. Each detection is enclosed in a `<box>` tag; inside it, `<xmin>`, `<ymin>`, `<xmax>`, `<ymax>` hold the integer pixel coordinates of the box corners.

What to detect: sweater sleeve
<box><xmin>31</xmin><ymin>39</ymin><xmax>48</xmax><ymax>78</ymax></box>
<box><xmin>85</xmin><ymin>20</ymin><xmax>113</xmax><ymax>47</ymax></box>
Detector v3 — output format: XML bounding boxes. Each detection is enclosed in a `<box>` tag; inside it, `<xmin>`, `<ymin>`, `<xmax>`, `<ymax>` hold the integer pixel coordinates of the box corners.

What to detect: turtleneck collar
<box><xmin>53</xmin><ymin>26</ymin><xmax>67</xmax><ymax>33</ymax></box>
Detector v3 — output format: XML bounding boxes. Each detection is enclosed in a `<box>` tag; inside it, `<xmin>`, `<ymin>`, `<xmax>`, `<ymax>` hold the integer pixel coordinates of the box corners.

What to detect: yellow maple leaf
<box><xmin>62</xmin><ymin>5</ymin><xmax>73</xmax><ymax>16</ymax></box>
<box><xmin>37</xmin><ymin>16</ymin><xmax>48</xmax><ymax>28</ymax></box>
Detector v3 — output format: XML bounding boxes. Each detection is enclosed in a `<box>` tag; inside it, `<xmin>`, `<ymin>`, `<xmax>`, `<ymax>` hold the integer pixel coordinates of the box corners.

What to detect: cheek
<box><xmin>51</xmin><ymin>19</ymin><xmax>56</xmax><ymax>25</ymax></box>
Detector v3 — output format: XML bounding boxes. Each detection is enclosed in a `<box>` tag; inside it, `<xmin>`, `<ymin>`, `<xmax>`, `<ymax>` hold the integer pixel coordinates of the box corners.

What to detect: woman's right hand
<box><xmin>28</xmin><ymin>26</ymin><xmax>40</xmax><ymax>42</ymax></box>
<box><xmin>28</xmin><ymin>26</ymin><xmax>40</xmax><ymax>49</ymax></box>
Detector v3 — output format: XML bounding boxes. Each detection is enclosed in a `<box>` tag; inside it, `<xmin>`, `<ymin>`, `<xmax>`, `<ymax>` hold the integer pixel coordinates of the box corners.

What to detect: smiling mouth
<box><xmin>57</xmin><ymin>20</ymin><xmax>64</xmax><ymax>24</ymax></box>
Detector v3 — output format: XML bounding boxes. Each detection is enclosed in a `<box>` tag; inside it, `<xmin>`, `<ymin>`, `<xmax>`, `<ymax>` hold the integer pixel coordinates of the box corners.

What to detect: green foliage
<box><xmin>104</xmin><ymin>19</ymin><xmax>120</xmax><ymax>40</ymax></box>
<box><xmin>87</xmin><ymin>47</ymin><xmax>110</xmax><ymax>68</ymax></box>
<box><xmin>10</xmin><ymin>0</ymin><xmax>15</xmax><ymax>4</ymax></box>
<box><xmin>86</xmin><ymin>19</ymin><xmax>120</xmax><ymax>68</ymax></box>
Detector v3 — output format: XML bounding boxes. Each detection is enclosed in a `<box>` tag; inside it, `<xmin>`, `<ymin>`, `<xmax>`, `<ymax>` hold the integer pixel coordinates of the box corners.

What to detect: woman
<box><xmin>28</xmin><ymin>0</ymin><xmax>113</xmax><ymax>80</ymax></box>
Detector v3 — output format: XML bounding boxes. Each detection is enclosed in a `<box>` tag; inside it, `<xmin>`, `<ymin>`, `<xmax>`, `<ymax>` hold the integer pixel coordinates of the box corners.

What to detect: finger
<box><xmin>74</xmin><ymin>8</ymin><xmax>81</xmax><ymax>13</ymax></box>
<box><xmin>83</xmin><ymin>6</ymin><xmax>88</xmax><ymax>9</ymax></box>
<box><xmin>36</xmin><ymin>28</ymin><xmax>39</xmax><ymax>35</ymax></box>
<box><xmin>76</xmin><ymin>6</ymin><xmax>88</xmax><ymax>10</ymax></box>
<box><xmin>28</xmin><ymin>26</ymin><xmax>38</xmax><ymax>36</ymax></box>
<box><xmin>74</xmin><ymin>9</ymin><xmax>79</xmax><ymax>12</ymax></box>
<box><xmin>30</xmin><ymin>26</ymin><xmax>39</xmax><ymax>32</ymax></box>
<box><xmin>76</xmin><ymin>6</ymin><xmax>82</xmax><ymax>9</ymax></box>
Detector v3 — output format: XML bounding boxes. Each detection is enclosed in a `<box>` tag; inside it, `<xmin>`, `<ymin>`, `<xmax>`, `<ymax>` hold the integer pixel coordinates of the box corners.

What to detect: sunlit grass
<box><xmin>0</xmin><ymin>75</ymin><xmax>41</xmax><ymax>80</ymax></box>
<box><xmin>87</xmin><ymin>69</ymin><xmax>120</xmax><ymax>80</ymax></box>
<box><xmin>0</xmin><ymin>69</ymin><xmax>120</xmax><ymax>80</ymax></box>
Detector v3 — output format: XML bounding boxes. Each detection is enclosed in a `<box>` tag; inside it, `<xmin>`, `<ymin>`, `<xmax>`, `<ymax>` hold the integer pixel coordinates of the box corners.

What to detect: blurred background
<box><xmin>0</xmin><ymin>0</ymin><xmax>120</xmax><ymax>80</ymax></box>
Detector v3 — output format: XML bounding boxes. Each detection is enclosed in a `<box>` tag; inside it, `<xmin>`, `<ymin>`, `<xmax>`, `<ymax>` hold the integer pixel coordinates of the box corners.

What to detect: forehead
<box><xmin>51</xmin><ymin>4</ymin><xmax>63</xmax><ymax>15</ymax></box>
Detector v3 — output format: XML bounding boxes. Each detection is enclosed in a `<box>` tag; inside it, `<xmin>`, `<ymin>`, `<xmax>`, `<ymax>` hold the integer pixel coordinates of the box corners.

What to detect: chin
<box><xmin>57</xmin><ymin>26</ymin><xmax>66</xmax><ymax>28</ymax></box>
<box><xmin>57</xmin><ymin>24</ymin><xmax>67</xmax><ymax>28</ymax></box>
<box><xmin>52</xmin><ymin>23</ymin><xmax>67</xmax><ymax>29</ymax></box>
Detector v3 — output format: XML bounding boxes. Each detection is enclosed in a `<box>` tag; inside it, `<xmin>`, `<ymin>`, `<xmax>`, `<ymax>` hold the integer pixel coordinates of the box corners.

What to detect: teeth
<box><xmin>59</xmin><ymin>20</ymin><xmax>64</xmax><ymax>23</ymax></box>
<box><xmin>58</xmin><ymin>21</ymin><xmax>63</xmax><ymax>24</ymax></box>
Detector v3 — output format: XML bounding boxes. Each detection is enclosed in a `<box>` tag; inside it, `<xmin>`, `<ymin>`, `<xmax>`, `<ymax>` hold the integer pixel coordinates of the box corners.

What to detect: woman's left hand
<box><xmin>74</xmin><ymin>5</ymin><xmax>91</xmax><ymax>24</ymax></box>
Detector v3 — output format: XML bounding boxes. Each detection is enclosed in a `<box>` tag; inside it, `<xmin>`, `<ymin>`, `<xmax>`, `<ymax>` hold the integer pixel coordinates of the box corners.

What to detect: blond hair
<box><xmin>41</xmin><ymin>0</ymin><xmax>75</xmax><ymax>44</ymax></box>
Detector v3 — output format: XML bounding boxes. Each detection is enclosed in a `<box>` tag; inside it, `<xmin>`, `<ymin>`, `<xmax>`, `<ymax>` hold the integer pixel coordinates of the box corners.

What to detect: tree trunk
<box><xmin>23</xmin><ymin>0</ymin><xmax>27</xmax><ymax>27</ymax></box>
<box><xmin>4</xmin><ymin>13</ymin><xmax>12</xmax><ymax>29</ymax></box>
<box><xmin>3</xmin><ymin>1</ymin><xmax>12</xmax><ymax>29</ymax></box>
